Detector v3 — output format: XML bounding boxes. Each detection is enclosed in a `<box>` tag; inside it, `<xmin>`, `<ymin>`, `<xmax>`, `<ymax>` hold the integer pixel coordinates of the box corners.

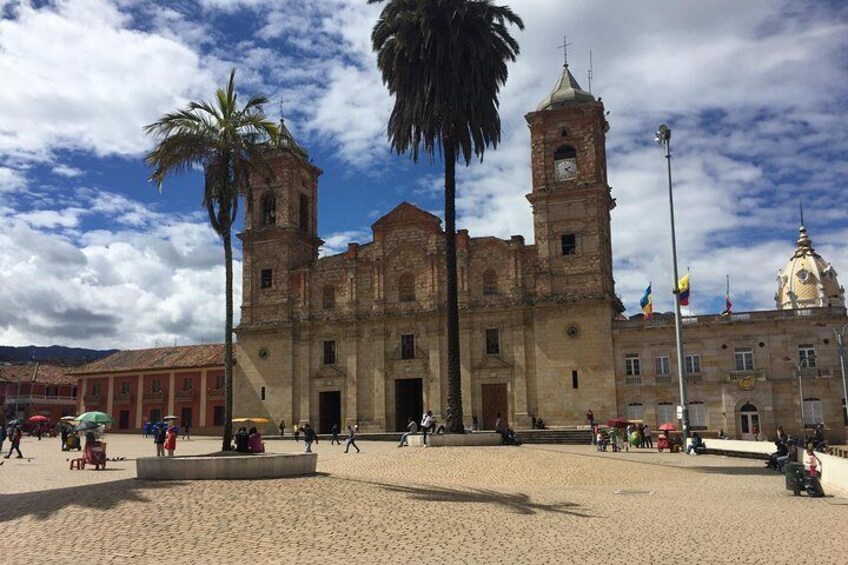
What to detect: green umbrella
<box><xmin>75</xmin><ymin>411</ymin><xmax>115</xmax><ymax>425</ymax></box>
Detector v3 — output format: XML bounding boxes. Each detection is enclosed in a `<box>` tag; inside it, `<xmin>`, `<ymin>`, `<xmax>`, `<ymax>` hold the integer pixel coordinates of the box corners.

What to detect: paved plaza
<box><xmin>1</xmin><ymin>434</ymin><xmax>846</xmax><ymax>564</ymax></box>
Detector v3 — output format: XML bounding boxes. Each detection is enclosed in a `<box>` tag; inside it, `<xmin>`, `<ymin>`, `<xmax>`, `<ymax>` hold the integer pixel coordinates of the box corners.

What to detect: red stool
<box><xmin>70</xmin><ymin>458</ymin><xmax>85</xmax><ymax>470</ymax></box>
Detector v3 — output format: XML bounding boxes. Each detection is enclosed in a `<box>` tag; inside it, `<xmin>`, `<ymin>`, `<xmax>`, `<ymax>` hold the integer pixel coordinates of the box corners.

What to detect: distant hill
<box><xmin>0</xmin><ymin>345</ymin><xmax>118</xmax><ymax>366</ymax></box>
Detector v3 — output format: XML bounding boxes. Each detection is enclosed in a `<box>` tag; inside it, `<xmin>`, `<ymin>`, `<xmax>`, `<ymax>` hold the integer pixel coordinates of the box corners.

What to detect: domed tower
<box><xmin>775</xmin><ymin>220</ymin><xmax>844</xmax><ymax>310</ymax></box>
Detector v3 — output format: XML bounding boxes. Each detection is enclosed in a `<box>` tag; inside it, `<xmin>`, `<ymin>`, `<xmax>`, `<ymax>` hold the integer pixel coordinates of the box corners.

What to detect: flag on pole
<box><xmin>677</xmin><ymin>272</ymin><xmax>690</xmax><ymax>306</ymax></box>
<box><xmin>640</xmin><ymin>283</ymin><xmax>653</xmax><ymax>319</ymax></box>
<box><xmin>721</xmin><ymin>274</ymin><xmax>733</xmax><ymax>316</ymax></box>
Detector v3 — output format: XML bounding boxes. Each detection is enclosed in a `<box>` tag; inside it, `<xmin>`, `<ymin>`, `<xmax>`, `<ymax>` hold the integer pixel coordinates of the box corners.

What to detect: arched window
<box><xmin>261</xmin><ymin>193</ymin><xmax>276</xmax><ymax>225</ymax></box>
<box><xmin>627</xmin><ymin>402</ymin><xmax>644</xmax><ymax>421</ymax></box>
<box><xmin>399</xmin><ymin>273</ymin><xmax>416</xmax><ymax>302</ymax></box>
<box><xmin>803</xmin><ymin>398</ymin><xmax>823</xmax><ymax>427</ymax></box>
<box><xmin>554</xmin><ymin>145</ymin><xmax>577</xmax><ymax>160</ymax></box>
<box><xmin>482</xmin><ymin>269</ymin><xmax>498</xmax><ymax>295</ymax></box>
<box><xmin>322</xmin><ymin>286</ymin><xmax>335</xmax><ymax>310</ymax></box>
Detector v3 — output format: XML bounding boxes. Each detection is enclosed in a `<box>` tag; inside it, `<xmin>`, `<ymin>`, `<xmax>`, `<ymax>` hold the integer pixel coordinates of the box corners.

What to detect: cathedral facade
<box><xmin>233</xmin><ymin>65</ymin><xmax>848</xmax><ymax>440</ymax></box>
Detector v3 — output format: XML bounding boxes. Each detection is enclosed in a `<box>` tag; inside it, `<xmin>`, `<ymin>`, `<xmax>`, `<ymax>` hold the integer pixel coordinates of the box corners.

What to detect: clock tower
<box><xmin>525</xmin><ymin>63</ymin><xmax>616</xmax><ymax>304</ymax></box>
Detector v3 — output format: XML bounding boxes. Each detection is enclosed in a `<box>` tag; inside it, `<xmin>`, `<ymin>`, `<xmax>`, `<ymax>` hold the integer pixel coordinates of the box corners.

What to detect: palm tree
<box><xmin>369</xmin><ymin>0</ymin><xmax>523</xmax><ymax>433</ymax></box>
<box><xmin>144</xmin><ymin>70</ymin><xmax>279</xmax><ymax>451</ymax></box>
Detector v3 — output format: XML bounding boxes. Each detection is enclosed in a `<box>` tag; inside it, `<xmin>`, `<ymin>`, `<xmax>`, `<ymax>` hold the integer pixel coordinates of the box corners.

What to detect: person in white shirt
<box><xmin>420</xmin><ymin>410</ymin><xmax>434</xmax><ymax>445</ymax></box>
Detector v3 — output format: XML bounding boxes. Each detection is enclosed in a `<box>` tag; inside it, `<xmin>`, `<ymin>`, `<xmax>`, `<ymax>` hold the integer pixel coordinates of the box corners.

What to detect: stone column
<box><xmin>106</xmin><ymin>375</ymin><xmax>114</xmax><ymax>419</ymax></box>
<box><xmin>167</xmin><ymin>372</ymin><xmax>175</xmax><ymax>417</ymax></box>
<box><xmin>460</xmin><ymin>318</ymin><xmax>473</xmax><ymax>426</ymax></box>
<box><xmin>297</xmin><ymin>330</ymin><xmax>310</xmax><ymax>424</ymax></box>
<box><xmin>199</xmin><ymin>370</ymin><xmax>208</xmax><ymax>427</ymax></box>
<box><xmin>372</xmin><ymin>325</ymin><xmax>386</xmax><ymax>430</ymax></box>
<box><xmin>511</xmin><ymin>311</ymin><xmax>530</xmax><ymax>426</ymax></box>
<box><xmin>345</xmin><ymin>325</ymin><xmax>358</xmax><ymax>427</ymax></box>
<box><xmin>135</xmin><ymin>376</ymin><xmax>144</xmax><ymax>428</ymax></box>
<box><xmin>428</xmin><ymin>322</ymin><xmax>443</xmax><ymax>419</ymax></box>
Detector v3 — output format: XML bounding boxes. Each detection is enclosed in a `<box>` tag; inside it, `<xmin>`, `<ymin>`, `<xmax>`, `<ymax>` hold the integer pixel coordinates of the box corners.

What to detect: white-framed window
<box><xmin>734</xmin><ymin>347</ymin><xmax>754</xmax><ymax>371</ymax></box>
<box><xmin>803</xmin><ymin>398</ymin><xmax>823</xmax><ymax>427</ymax></box>
<box><xmin>689</xmin><ymin>401</ymin><xmax>707</xmax><ymax>430</ymax></box>
<box><xmin>655</xmin><ymin>356</ymin><xmax>670</xmax><ymax>376</ymax></box>
<box><xmin>625</xmin><ymin>354</ymin><xmax>641</xmax><ymax>376</ymax></box>
<box><xmin>798</xmin><ymin>344</ymin><xmax>816</xmax><ymax>368</ymax></box>
<box><xmin>685</xmin><ymin>354</ymin><xmax>701</xmax><ymax>374</ymax></box>
<box><xmin>627</xmin><ymin>403</ymin><xmax>644</xmax><ymax>421</ymax></box>
<box><xmin>656</xmin><ymin>402</ymin><xmax>675</xmax><ymax>426</ymax></box>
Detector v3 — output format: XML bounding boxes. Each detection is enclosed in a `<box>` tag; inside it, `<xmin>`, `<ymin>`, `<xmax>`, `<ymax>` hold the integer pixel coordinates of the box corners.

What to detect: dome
<box><xmin>775</xmin><ymin>224</ymin><xmax>844</xmax><ymax>310</ymax></box>
<box><xmin>276</xmin><ymin>118</ymin><xmax>308</xmax><ymax>159</ymax></box>
<box><xmin>535</xmin><ymin>65</ymin><xmax>595</xmax><ymax>111</ymax></box>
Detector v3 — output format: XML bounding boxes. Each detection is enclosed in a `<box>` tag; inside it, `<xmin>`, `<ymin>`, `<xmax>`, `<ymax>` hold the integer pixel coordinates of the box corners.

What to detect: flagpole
<box><xmin>656</xmin><ymin>124</ymin><xmax>690</xmax><ymax>439</ymax></box>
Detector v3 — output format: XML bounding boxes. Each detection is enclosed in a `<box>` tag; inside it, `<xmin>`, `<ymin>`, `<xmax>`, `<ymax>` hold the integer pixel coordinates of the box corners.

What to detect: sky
<box><xmin>0</xmin><ymin>0</ymin><xmax>846</xmax><ymax>349</ymax></box>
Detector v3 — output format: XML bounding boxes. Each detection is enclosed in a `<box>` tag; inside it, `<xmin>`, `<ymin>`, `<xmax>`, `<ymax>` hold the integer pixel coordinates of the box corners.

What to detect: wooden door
<box><xmin>481</xmin><ymin>384</ymin><xmax>508</xmax><ymax>430</ymax></box>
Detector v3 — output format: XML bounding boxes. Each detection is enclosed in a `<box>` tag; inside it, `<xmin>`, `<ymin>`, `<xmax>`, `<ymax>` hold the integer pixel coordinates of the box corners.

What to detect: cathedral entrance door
<box><xmin>482</xmin><ymin>384</ymin><xmax>508</xmax><ymax>430</ymax></box>
<box><xmin>739</xmin><ymin>403</ymin><xmax>760</xmax><ymax>440</ymax></box>
<box><xmin>319</xmin><ymin>391</ymin><xmax>341</xmax><ymax>435</ymax></box>
<box><xmin>395</xmin><ymin>378</ymin><xmax>423</xmax><ymax>432</ymax></box>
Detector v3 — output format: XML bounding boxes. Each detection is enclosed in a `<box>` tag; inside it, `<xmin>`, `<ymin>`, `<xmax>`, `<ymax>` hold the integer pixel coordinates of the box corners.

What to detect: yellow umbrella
<box><xmin>232</xmin><ymin>417</ymin><xmax>271</xmax><ymax>424</ymax></box>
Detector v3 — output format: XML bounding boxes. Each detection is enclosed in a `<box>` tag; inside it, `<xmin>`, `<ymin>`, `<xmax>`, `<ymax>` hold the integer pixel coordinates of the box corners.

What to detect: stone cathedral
<box><xmin>234</xmin><ymin>64</ymin><xmax>848</xmax><ymax>440</ymax></box>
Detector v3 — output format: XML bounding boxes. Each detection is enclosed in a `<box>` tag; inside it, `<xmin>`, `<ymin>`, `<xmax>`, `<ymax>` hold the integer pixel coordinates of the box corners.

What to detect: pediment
<box><xmin>372</xmin><ymin>202</ymin><xmax>442</xmax><ymax>234</ymax></box>
<box><xmin>314</xmin><ymin>365</ymin><xmax>346</xmax><ymax>379</ymax></box>
<box><xmin>475</xmin><ymin>355</ymin><xmax>512</xmax><ymax>370</ymax></box>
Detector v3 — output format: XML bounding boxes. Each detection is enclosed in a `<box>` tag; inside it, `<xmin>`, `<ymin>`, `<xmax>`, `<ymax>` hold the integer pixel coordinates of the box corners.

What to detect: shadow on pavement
<box><xmin>339</xmin><ymin>478</ymin><xmax>592</xmax><ymax>517</ymax></box>
<box><xmin>0</xmin><ymin>478</ymin><xmax>184</xmax><ymax>523</ymax></box>
<box><xmin>691</xmin><ymin>465</ymin><xmax>777</xmax><ymax>476</ymax></box>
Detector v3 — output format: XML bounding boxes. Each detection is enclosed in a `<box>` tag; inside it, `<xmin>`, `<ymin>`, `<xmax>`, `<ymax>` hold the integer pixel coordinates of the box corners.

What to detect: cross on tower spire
<box><xmin>558</xmin><ymin>34</ymin><xmax>573</xmax><ymax>68</ymax></box>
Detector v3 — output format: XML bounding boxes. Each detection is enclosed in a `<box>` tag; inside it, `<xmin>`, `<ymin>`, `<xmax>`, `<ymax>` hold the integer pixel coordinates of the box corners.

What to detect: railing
<box><xmin>726</xmin><ymin>369</ymin><xmax>767</xmax><ymax>382</ymax></box>
<box><xmin>614</xmin><ymin>307</ymin><xmax>846</xmax><ymax>329</ymax></box>
<box><xmin>83</xmin><ymin>394</ymin><xmax>102</xmax><ymax>404</ymax></box>
<box><xmin>655</xmin><ymin>375</ymin><xmax>673</xmax><ymax>385</ymax></box>
<box><xmin>795</xmin><ymin>367</ymin><xmax>833</xmax><ymax>379</ymax></box>
<box><xmin>113</xmin><ymin>393</ymin><xmax>132</xmax><ymax>404</ymax></box>
<box><xmin>625</xmin><ymin>376</ymin><xmax>642</xmax><ymax>386</ymax></box>
<box><xmin>4</xmin><ymin>393</ymin><xmax>77</xmax><ymax>405</ymax></box>
<box><xmin>143</xmin><ymin>390</ymin><xmax>166</xmax><ymax>402</ymax></box>
<box><xmin>207</xmin><ymin>388</ymin><xmax>225</xmax><ymax>399</ymax></box>
<box><xmin>175</xmin><ymin>390</ymin><xmax>194</xmax><ymax>401</ymax></box>
<box><xmin>686</xmin><ymin>373</ymin><xmax>703</xmax><ymax>383</ymax></box>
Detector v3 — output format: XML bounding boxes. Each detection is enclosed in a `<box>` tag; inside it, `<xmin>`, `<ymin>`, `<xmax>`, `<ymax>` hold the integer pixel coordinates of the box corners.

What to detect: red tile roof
<box><xmin>68</xmin><ymin>344</ymin><xmax>225</xmax><ymax>375</ymax></box>
<box><xmin>0</xmin><ymin>363</ymin><xmax>77</xmax><ymax>385</ymax></box>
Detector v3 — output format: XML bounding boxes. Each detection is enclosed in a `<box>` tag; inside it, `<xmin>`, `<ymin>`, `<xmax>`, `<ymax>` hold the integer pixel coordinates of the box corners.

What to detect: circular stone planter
<box><xmin>136</xmin><ymin>452</ymin><xmax>317</xmax><ymax>480</ymax></box>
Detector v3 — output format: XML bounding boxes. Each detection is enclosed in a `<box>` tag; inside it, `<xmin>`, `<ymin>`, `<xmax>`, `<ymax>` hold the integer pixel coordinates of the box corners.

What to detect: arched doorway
<box><xmin>739</xmin><ymin>403</ymin><xmax>760</xmax><ymax>440</ymax></box>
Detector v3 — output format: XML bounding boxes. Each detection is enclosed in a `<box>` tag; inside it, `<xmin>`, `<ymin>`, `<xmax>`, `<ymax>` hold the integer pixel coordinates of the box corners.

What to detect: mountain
<box><xmin>0</xmin><ymin>345</ymin><xmax>118</xmax><ymax>366</ymax></box>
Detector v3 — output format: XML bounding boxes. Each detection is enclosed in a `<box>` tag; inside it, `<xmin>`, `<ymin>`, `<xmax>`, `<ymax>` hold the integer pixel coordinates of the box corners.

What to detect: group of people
<box><xmin>152</xmin><ymin>422</ymin><xmax>178</xmax><ymax>457</ymax></box>
<box><xmin>233</xmin><ymin>426</ymin><xmax>266</xmax><ymax>453</ymax></box>
<box><xmin>143</xmin><ymin>420</ymin><xmax>191</xmax><ymax>441</ymax></box>
<box><xmin>593</xmin><ymin>422</ymin><xmax>654</xmax><ymax>452</ymax></box>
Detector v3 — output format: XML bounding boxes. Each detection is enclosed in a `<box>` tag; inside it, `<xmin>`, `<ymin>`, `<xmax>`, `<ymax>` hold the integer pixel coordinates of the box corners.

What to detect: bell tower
<box><xmin>239</xmin><ymin>119</ymin><xmax>323</xmax><ymax>325</ymax></box>
<box><xmin>525</xmin><ymin>62</ymin><xmax>616</xmax><ymax>303</ymax></box>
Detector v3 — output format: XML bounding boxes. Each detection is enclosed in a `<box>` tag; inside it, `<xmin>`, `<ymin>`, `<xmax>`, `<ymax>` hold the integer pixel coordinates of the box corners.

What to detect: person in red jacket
<box><xmin>164</xmin><ymin>426</ymin><xmax>177</xmax><ymax>457</ymax></box>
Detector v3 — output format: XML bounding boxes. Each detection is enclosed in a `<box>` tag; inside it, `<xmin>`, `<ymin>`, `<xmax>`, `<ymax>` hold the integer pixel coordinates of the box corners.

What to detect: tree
<box><xmin>370</xmin><ymin>0</ymin><xmax>523</xmax><ymax>432</ymax></box>
<box><xmin>144</xmin><ymin>70</ymin><xmax>278</xmax><ymax>451</ymax></box>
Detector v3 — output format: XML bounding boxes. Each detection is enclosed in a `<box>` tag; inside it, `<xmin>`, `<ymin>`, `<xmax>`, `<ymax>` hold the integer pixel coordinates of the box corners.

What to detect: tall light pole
<box><xmin>656</xmin><ymin>124</ymin><xmax>689</xmax><ymax>438</ymax></box>
<box><xmin>813</xmin><ymin>322</ymin><xmax>848</xmax><ymax>439</ymax></box>
<box><xmin>785</xmin><ymin>355</ymin><xmax>814</xmax><ymax>440</ymax></box>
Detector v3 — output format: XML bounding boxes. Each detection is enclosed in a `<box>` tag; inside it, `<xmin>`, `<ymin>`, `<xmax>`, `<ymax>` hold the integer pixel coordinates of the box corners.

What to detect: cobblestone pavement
<box><xmin>1</xmin><ymin>434</ymin><xmax>846</xmax><ymax>564</ymax></box>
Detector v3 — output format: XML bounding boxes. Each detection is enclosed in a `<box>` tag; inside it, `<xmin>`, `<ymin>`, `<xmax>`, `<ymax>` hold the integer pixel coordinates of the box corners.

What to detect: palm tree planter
<box><xmin>145</xmin><ymin>71</ymin><xmax>279</xmax><ymax>451</ymax></box>
<box><xmin>370</xmin><ymin>0</ymin><xmax>523</xmax><ymax>433</ymax></box>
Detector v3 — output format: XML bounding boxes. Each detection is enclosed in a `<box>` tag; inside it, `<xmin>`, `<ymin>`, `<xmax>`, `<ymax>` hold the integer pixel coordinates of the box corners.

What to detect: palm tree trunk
<box><xmin>443</xmin><ymin>139</ymin><xmax>464</xmax><ymax>433</ymax></box>
<box><xmin>222</xmin><ymin>231</ymin><xmax>234</xmax><ymax>451</ymax></box>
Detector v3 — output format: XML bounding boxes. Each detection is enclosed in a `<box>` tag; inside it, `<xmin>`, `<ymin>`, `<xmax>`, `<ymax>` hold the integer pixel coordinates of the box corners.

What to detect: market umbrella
<box><xmin>232</xmin><ymin>417</ymin><xmax>271</xmax><ymax>424</ymax></box>
<box><xmin>163</xmin><ymin>415</ymin><xmax>178</xmax><ymax>420</ymax></box>
<box><xmin>658</xmin><ymin>422</ymin><xmax>677</xmax><ymax>432</ymax></box>
<box><xmin>74</xmin><ymin>421</ymin><xmax>100</xmax><ymax>432</ymax></box>
<box><xmin>75</xmin><ymin>411</ymin><xmax>115</xmax><ymax>425</ymax></box>
<box><xmin>606</xmin><ymin>418</ymin><xmax>630</xmax><ymax>428</ymax></box>
<box><xmin>60</xmin><ymin>415</ymin><xmax>78</xmax><ymax>421</ymax></box>
<box><xmin>28</xmin><ymin>415</ymin><xmax>49</xmax><ymax>423</ymax></box>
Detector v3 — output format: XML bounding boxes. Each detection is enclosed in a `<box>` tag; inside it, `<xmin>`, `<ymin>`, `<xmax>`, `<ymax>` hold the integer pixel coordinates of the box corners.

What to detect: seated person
<box><xmin>398</xmin><ymin>418</ymin><xmax>419</xmax><ymax>447</ymax></box>
<box><xmin>234</xmin><ymin>427</ymin><xmax>250</xmax><ymax>453</ymax></box>
<box><xmin>535</xmin><ymin>417</ymin><xmax>546</xmax><ymax>430</ymax></box>
<box><xmin>686</xmin><ymin>432</ymin><xmax>705</xmax><ymax>455</ymax></box>
<box><xmin>671</xmin><ymin>433</ymin><xmax>684</xmax><ymax>453</ymax></box>
<box><xmin>248</xmin><ymin>427</ymin><xmax>265</xmax><ymax>453</ymax></box>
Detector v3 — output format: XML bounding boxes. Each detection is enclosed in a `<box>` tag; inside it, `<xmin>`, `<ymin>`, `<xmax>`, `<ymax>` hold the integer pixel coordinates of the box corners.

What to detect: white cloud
<box><xmin>0</xmin><ymin>166</ymin><xmax>26</xmax><ymax>192</ymax></box>
<box><xmin>51</xmin><ymin>164</ymin><xmax>84</xmax><ymax>178</ymax></box>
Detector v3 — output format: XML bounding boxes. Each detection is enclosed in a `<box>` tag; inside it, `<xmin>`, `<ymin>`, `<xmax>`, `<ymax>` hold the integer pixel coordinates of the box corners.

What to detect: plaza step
<box><xmin>266</xmin><ymin>429</ymin><xmax>594</xmax><ymax>445</ymax></box>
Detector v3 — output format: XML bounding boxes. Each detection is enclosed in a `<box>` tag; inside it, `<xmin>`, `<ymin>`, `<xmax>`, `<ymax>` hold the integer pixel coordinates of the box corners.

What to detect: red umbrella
<box><xmin>606</xmin><ymin>418</ymin><xmax>630</xmax><ymax>428</ymax></box>
<box><xmin>28</xmin><ymin>415</ymin><xmax>49</xmax><ymax>423</ymax></box>
<box><xmin>658</xmin><ymin>422</ymin><xmax>677</xmax><ymax>431</ymax></box>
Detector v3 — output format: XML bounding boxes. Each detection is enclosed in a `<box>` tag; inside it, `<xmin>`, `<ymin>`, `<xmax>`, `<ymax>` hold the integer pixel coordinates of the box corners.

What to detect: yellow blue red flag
<box><xmin>640</xmin><ymin>283</ymin><xmax>653</xmax><ymax>319</ymax></box>
<box><xmin>678</xmin><ymin>273</ymin><xmax>690</xmax><ymax>306</ymax></box>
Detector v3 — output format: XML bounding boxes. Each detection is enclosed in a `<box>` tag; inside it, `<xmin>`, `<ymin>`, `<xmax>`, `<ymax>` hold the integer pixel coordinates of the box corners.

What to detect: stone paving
<box><xmin>1</xmin><ymin>434</ymin><xmax>846</xmax><ymax>564</ymax></box>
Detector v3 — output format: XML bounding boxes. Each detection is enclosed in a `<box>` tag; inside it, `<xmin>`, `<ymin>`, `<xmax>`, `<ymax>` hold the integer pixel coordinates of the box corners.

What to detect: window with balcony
<box><xmin>656</xmin><ymin>402</ymin><xmax>675</xmax><ymax>426</ymax></box>
<box><xmin>803</xmin><ymin>398</ymin><xmax>823</xmax><ymax>427</ymax></box>
<box><xmin>215</xmin><ymin>374</ymin><xmax>225</xmax><ymax>389</ymax></box>
<box><xmin>46</xmin><ymin>386</ymin><xmax>58</xmax><ymax>397</ymax></box>
<box><xmin>401</xmin><ymin>334</ymin><xmax>415</xmax><ymax>360</ymax></box>
<box><xmin>485</xmin><ymin>328</ymin><xmax>500</xmax><ymax>355</ymax></box>
<box><xmin>655</xmin><ymin>356</ymin><xmax>670</xmax><ymax>379</ymax></box>
<box><xmin>121</xmin><ymin>382</ymin><xmax>131</xmax><ymax>395</ymax></box>
<box><xmin>151</xmin><ymin>379</ymin><xmax>162</xmax><ymax>393</ymax></box>
<box><xmin>798</xmin><ymin>344</ymin><xmax>816</xmax><ymax>368</ymax></box>
<box><xmin>625</xmin><ymin>354</ymin><xmax>641</xmax><ymax>376</ymax></box>
<box><xmin>323</xmin><ymin>340</ymin><xmax>337</xmax><ymax>365</ymax></box>
<box><xmin>91</xmin><ymin>383</ymin><xmax>101</xmax><ymax>396</ymax></box>
<box><xmin>685</xmin><ymin>354</ymin><xmax>701</xmax><ymax>374</ymax></box>
<box><xmin>627</xmin><ymin>403</ymin><xmax>644</xmax><ymax>421</ymax></box>
<box><xmin>689</xmin><ymin>401</ymin><xmax>707</xmax><ymax>430</ymax></box>
<box><xmin>734</xmin><ymin>347</ymin><xmax>754</xmax><ymax>371</ymax></box>
<box><xmin>182</xmin><ymin>378</ymin><xmax>193</xmax><ymax>391</ymax></box>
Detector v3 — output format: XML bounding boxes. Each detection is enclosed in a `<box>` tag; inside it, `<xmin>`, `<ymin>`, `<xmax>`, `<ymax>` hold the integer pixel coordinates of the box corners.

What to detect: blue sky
<box><xmin>1</xmin><ymin>0</ymin><xmax>847</xmax><ymax>348</ymax></box>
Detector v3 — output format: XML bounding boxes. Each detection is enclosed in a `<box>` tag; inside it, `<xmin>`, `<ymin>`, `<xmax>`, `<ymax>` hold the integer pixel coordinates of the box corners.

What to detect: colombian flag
<box><xmin>678</xmin><ymin>273</ymin><xmax>690</xmax><ymax>306</ymax></box>
<box><xmin>640</xmin><ymin>283</ymin><xmax>653</xmax><ymax>319</ymax></box>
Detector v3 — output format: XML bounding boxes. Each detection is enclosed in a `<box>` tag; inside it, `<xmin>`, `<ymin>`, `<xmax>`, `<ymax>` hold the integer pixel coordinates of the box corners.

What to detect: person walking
<box><xmin>4</xmin><ymin>427</ymin><xmax>23</xmax><ymax>459</ymax></box>
<box><xmin>279</xmin><ymin>419</ymin><xmax>285</xmax><ymax>438</ymax></box>
<box><xmin>293</xmin><ymin>424</ymin><xmax>300</xmax><ymax>442</ymax></box>
<box><xmin>398</xmin><ymin>418</ymin><xmax>418</xmax><ymax>447</ymax></box>
<box><xmin>182</xmin><ymin>422</ymin><xmax>191</xmax><ymax>440</ymax></box>
<box><xmin>344</xmin><ymin>425</ymin><xmax>360</xmax><ymax>453</ymax></box>
<box><xmin>643</xmin><ymin>424</ymin><xmax>653</xmax><ymax>448</ymax></box>
<box><xmin>586</xmin><ymin>409</ymin><xmax>595</xmax><ymax>445</ymax></box>
<box><xmin>303</xmin><ymin>423</ymin><xmax>317</xmax><ymax>453</ymax></box>
<box><xmin>154</xmin><ymin>424</ymin><xmax>167</xmax><ymax>457</ymax></box>
<box><xmin>330</xmin><ymin>423</ymin><xmax>341</xmax><ymax>445</ymax></box>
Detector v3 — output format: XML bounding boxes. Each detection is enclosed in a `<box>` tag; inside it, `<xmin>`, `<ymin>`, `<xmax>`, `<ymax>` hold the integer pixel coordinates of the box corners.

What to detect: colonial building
<box><xmin>233</xmin><ymin>64</ymin><xmax>848</xmax><ymax>441</ymax></box>
<box><xmin>1</xmin><ymin>363</ymin><xmax>78</xmax><ymax>423</ymax></box>
<box><xmin>72</xmin><ymin>345</ymin><xmax>225</xmax><ymax>433</ymax></box>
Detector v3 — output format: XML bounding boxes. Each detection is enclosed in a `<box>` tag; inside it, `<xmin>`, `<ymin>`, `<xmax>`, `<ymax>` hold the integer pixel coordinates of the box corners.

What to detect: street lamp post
<box><xmin>656</xmin><ymin>124</ymin><xmax>689</xmax><ymax>438</ymax></box>
<box><xmin>832</xmin><ymin>325</ymin><xmax>848</xmax><ymax>436</ymax></box>
<box><xmin>785</xmin><ymin>355</ymin><xmax>814</xmax><ymax>440</ymax></box>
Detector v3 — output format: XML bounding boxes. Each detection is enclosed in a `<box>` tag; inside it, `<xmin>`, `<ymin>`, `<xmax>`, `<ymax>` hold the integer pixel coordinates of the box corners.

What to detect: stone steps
<box><xmin>267</xmin><ymin>429</ymin><xmax>594</xmax><ymax>445</ymax></box>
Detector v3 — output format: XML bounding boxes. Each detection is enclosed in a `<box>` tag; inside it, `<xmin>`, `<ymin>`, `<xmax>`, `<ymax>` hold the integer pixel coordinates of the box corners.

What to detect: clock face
<box><xmin>555</xmin><ymin>158</ymin><xmax>577</xmax><ymax>181</ymax></box>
